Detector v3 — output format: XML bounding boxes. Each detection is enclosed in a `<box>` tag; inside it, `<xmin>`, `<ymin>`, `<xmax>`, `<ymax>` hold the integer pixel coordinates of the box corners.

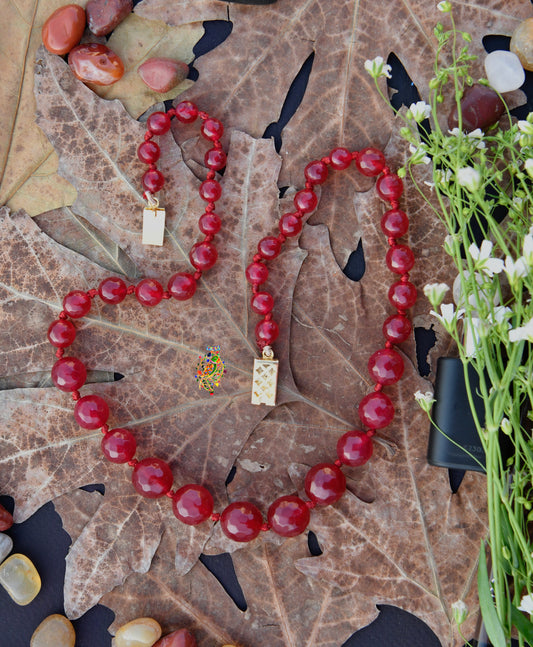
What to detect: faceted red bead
<box><xmin>386</xmin><ymin>244</ymin><xmax>415</xmax><ymax>274</ymax></box>
<box><xmin>358</xmin><ymin>392</ymin><xmax>395</xmax><ymax>429</ymax></box>
<box><xmin>172</xmin><ymin>484</ymin><xmax>214</xmax><ymax>525</ymax></box>
<box><xmin>304</xmin><ymin>463</ymin><xmax>346</xmax><ymax>505</ymax></box>
<box><xmin>198</xmin><ymin>212</ymin><xmax>221</xmax><ymax>235</ymax></box>
<box><xmin>199</xmin><ymin>179</ymin><xmax>222</xmax><ymax>202</ymax></box>
<box><xmin>51</xmin><ymin>357</ymin><xmax>87</xmax><ymax>392</ymax></box>
<box><xmin>381</xmin><ymin>208</ymin><xmax>409</xmax><ymax>238</ymax></box>
<box><xmin>201</xmin><ymin>117</ymin><xmax>224</xmax><ymax>141</ymax></box>
<box><xmin>255</xmin><ymin>319</ymin><xmax>279</xmax><ymax>347</ymax></box>
<box><xmin>168</xmin><ymin>272</ymin><xmax>197</xmax><ymax>300</ymax></box>
<box><xmin>251</xmin><ymin>292</ymin><xmax>274</xmax><ymax>315</ymax></box>
<box><xmin>355</xmin><ymin>147</ymin><xmax>386</xmax><ymax>176</ymax></box>
<box><xmin>0</xmin><ymin>503</ymin><xmax>13</xmax><ymax>531</ymax></box>
<box><xmin>74</xmin><ymin>394</ymin><xmax>109</xmax><ymax>429</ymax></box>
<box><xmin>135</xmin><ymin>278</ymin><xmax>164</xmax><ymax>307</ymax></box>
<box><xmin>293</xmin><ymin>189</ymin><xmax>317</xmax><ymax>214</ymax></box>
<box><xmin>245</xmin><ymin>262</ymin><xmax>268</xmax><ymax>285</ymax></box>
<box><xmin>98</xmin><ymin>276</ymin><xmax>127</xmax><ymax>304</ymax></box>
<box><xmin>132</xmin><ymin>457</ymin><xmax>174</xmax><ymax>498</ymax></box>
<box><xmin>377</xmin><ymin>173</ymin><xmax>404</xmax><ymax>201</ymax></box>
<box><xmin>388</xmin><ymin>281</ymin><xmax>417</xmax><ymax>309</ymax></box>
<box><xmin>257</xmin><ymin>236</ymin><xmax>281</xmax><ymax>260</ymax></box>
<box><xmin>383</xmin><ymin>314</ymin><xmax>412</xmax><ymax>343</ymax></box>
<box><xmin>47</xmin><ymin>320</ymin><xmax>76</xmax><ymax>348</ymax></box>
<box><xmin>63</xmin><ymin>290</ymin><xmax>91</xmax><ymax>318</ymax></box>
<box><xmin>174</xmin><ymin>100</ymin><xmax>198</xmax><ymax>123</ymax></box>
<box><xmin>330</xmin><ymin>147</ymin><xmax>352</xmax><ymax>170</ymax></box>
<box><xmin>190</xmin><ymin>242</ymin><xmax>218</xmax><ymax>271</ymax></box>
<box><xmin>137</xmin><ymin>140</ymin><xmax>160</xmax><ymax>164</ymax></box>
<box><xmin>267</xmin><ymin>495</ymin><xmax>310</xmax><ymax>537</ymax></box>
<box><xmin>101</xmin><ymin>428</ymin><xmax>137</xmax><ymax>463</ymax></box>
<box><xmin>279</xmin><ymin>213</ymin><xmax>302</xmax><ymax>237</ymax></box>
<box><xmin>220</xmin><ymin>501</ymin><xmax>263</xmax><ymax>542</ymax></box>
<box><xmin>204</xmin><ymin>148</ymin><xmax>227</xmax><ymax>171</ymax></box>
<box><xmin>337</xmin><ymin>430</ymin><xmax>373</xmax><ymax>466</ymax></box>
<box><xmin>304</xmin><ymin>160</ymin><xmax>328</xmax><ymax>185</ymax></box>
<box><xmin>142</xmin><ymin>169</ymin><xmax>165</xmax><ymax>193</ymax></box>
<box><xmin>146</xmin><ymin>111</ymin><xmax>171</xmax><ymax>135</ymax></box>
<box><xmin>368</xmin><ymin>348</ymin><xmax>404</xmax><ymax>385</ymax></box>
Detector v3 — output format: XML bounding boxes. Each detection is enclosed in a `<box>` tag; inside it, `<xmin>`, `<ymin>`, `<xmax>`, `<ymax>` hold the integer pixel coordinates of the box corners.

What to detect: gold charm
<box><xmin>251</xmin><ymin>346</ymin><xmax>278</xmax><ymax>406</ymax></box>
<box><xmin>142</xmin><ymin>193</ymin><xmax>165</xmax><ymax>246</ymax></box>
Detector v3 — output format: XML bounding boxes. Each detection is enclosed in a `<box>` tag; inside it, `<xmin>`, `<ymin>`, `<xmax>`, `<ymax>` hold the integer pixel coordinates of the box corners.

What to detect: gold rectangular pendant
<box><xmin>251</xmin><ymin>348</ymin><xmax>278</xmax><ymax>406</ymax></box>
<box><xmin>142</xmin><ymin>207</ymin><xmax>166</xmax><ymax>246</ymax></box>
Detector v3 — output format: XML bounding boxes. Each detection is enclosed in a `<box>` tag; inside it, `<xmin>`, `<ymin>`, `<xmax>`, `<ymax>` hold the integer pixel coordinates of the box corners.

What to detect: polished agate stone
<box><xmin>447</xmin><ymin>83</ymin><xmax>505</xmax><ymax>132</ymax></box>
<box><xmin>0</xmin><ymin>553</ymin><xmax>41</xmax><ymax>605</ymax></box>
<box><xmin>0</xmin><ymin>532</ymin><xmax>13</xmax><ymax>563</ymax></box>
<box><xmin>42</xmin><ymin>4</ymin><xmax>86</xmax><ymax>55</ymax></box>
<box><xmin>0</xmin><ymin>502</ymin><xmax>13</xmax><ymax>531</ymax></box>
<box><xmin>484</xmin><ymin>50</ymin><xmax>525</xmax><ymax>93</ymax></box>
<box><xmin>113</xmin><ymin>617</ymin><xmax>162</xmax><ymax>647</ymax></box>
<box><xmin>153</xmin><ymin>629</ymin><xmax>197</xmax><ymax>647</ymax></box>
<box><xmin>68</xmin><ymin>43</ymin><xmax>124</xmax><ymax>86</ymax></box>
<box><xmin>86</xmin><ymin>0</ymin><xmax>132</xmax><ymax>36</ymax></box>
<box><xmin>511</xmin><ymin>18</ymin><xmax>533</xmax><ymax>71</ymax></box>
<box><xmin>31</xmin><ymin>614</ymin><xmax>76</xmax><ymax>647</ymax></box>
<box><xmin>138</xmin><ymin>58</ymin><xmax>189</xmax><ymax>93</ymax></box>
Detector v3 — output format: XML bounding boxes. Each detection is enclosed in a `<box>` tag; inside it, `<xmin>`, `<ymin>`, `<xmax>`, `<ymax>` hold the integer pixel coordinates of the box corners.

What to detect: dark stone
<box><xmin>447</xmin><ymin>83</ymin><xmax>506</xmax><ymax>132</ymax></box>
<box><xmin>86</xmin><ymin>0</ymin><xmax>133</xmax><ymax>36</ymax></box>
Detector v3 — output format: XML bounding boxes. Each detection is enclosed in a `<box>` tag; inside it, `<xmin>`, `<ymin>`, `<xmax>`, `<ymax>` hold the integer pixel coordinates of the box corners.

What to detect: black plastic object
<box><xmin>427</xmin><ymin>357</ymin><xmax>487</xmax><ymax>472</ymax></box>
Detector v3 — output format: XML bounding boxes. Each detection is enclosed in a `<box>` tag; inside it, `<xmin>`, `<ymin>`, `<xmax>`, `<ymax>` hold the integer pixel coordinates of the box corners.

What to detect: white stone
<box><xmin>484</xmin><ymin>50</ymin><xmax>525</xmax><ymax>92</ymax></box>
<box><xmin>31</xmin><ymin>614</ymin><xmax>76</xmax><ymax>647</ymax></box>
<box><xmin>0</xmin><ymin>533</ymin><xmax>13</xmax><ymax>563</ymax></box>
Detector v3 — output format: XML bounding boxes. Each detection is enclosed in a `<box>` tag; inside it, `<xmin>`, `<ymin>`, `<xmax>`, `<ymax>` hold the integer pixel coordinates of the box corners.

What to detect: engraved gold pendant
<box><xmin>251</xmin><ymin>346</ymin><xmax>278</xmax><ymax>406</ymax></box>
<box><xmin>142</xmin><ymin>193</ymin><xmax>165</xmax><ymax>246</ymax></box>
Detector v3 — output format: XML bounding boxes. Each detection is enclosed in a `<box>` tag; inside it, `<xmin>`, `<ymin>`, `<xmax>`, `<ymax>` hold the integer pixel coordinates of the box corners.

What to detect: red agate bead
<box><xmin>172</xmin><ymin>484</ymin><xmax>214</xmax><ymax>525</ymax></box>
<box><xmin>175</xmin><ymin>101</ymin><xmax>198</xmax><ymax>123</ymax></box>
<box><xmin>135</xmin><ymin>278</ymin><xmax>164</xmax><ymax>307</ymax></box>
<box><xmin>294</xmin><ymin>189</ymin><xmax>317</xmax><ymax>214</ymax></box>
<box><xmin>388</xmin><ymin>281</ymin><xmax>417</xmax><ymax>309</ymax></box>
<box><xmin>355</xmin><ymin>147</ymin><xmax>386</xmax><ymax>176</ymax></box>
<box><xmin>383</xmin><ymin>314</ymin><xmax>412</xmax><ymax>343</ymax></box>
<box><xmin>368</xmin><ymin>348</ymin><xmax>404</xmax><ymax>385</ymax></box>
<box><xmin>47</xmin><ymin>320</ymin><xmax>76</xmax><ymax>348</ymax></box>
<box><xmin>255</xmin><ymin>319</ymin><xmax>279</xmax><ymax>347</ymax></box>
<box><xmin>358</xmin><ymin>392</ymin><xmax>394</xmax><ymax>429</ymax></box>
<box><xmin>267</xmin><ymin>495</ymin><xmax>310</xmax><ymax>537</ymax></box>
<box><xmin>304</xmin><ymin>463</ymin><xmax>346</xmax><ymax>505</ymax></box>
<box><xmin>257</xmin><ymin>236</ymin><xmax>281</xmax><ymax>260</ymax></box>
<box><xmin>190</xmin><ymin>242</ymin><xmax>218</xmax><ymax>271</ymax></box>
<box><xmin>74</xmin><ymin>395</ymin><xmax>109</xmax><ymax>429</ymax></box>
<box><xmin>132</xmin><ymin>457</ymin><xmax>173</xmax><ymax>498</ymax></box>
<box><xmin>386</xmin><ymin>245</ymin><xmax>415</xmax><ymax>274</ymax></box>
<box><xmin>51</xmin><ymin>357</ymin><xmax>87</xmax><ymax>392</ymax></box>
<box><xmin>101</xmin><ymin>428</ymin><xmax>136</xmax><ymax>463</ymax></box>
<box><xmin>205</xmin><ymin>148</ymin><xmax>227</xmax><ymax>171</ymax></box>
<box><xmin>201</xmin><ymin>117</ymin><xmax>224</xmax><ymax>141</ymax></box>
<box><xmin>168</xmin><ymin>273</ymin><xmax>197</xmax><ymax>300</ymax></box>
<box><xmin>142</xmin><ymin>169</ymin><xmax>165</xmax><ymax>193</ymax></box>
<box><xmin>199</xmin><ymin>179</ymin><xmax>222</xmax><ymax>202</ymax></box>
<box><xmin>63</xmin><ymin>290</ymin><xmax>91</xmax><ymax>318</ymax></box>
<box><xmin>304</xmin><ymin>160</ymin><xmax>328</xmax><ymax>184</ymax></box>
<box><xmin>251</xmin><ymin>292</ymin><xmax>274</xmax><ymax>315</ymax></box>
<box><xmin>381</xmin><ymin>208</ymin><xmax>409</xmax><ymax>238</ymax></box>
<box><xmin>330</xmin><ymin>147</ymin><xmax>352</xmax><ymax>170</ymax></box>
<box><xmin>98</xmin><ymin>276</ymin><xmax>127</xmax><ymax>304</ymax></box>
<box><xmin>137</xmin><ymin>140</ymin><xmax>160</xmax><ymax>164</ymax></box>
<box><xmin>337</xmin><ymin>430</ymin><xmax>373</xmax><ymax>466</ymax></box>
<box><xmin>377</xmin><ymin>173</ymin><xmax>403</xmax><ymax>201</ymax></box>
<box><xmin>279</xmin><ymin>213</ymin><xmax>302</xmax><ymax>237</ymax></box>
<box><xmin>245</xmin><ymin>262</ymin><xmax>268</xmax><ymax>285</ymax></box>
<box><xmin>146</xmin><ymin>111</ymin><xmax>171</xmax><ymax>135</ymax></box>
<box><xmin>0</xmin><ymin>503</ymin><xmax>13</xmax><ymax>531</ymax></box>
<box><xmin>220</xmin><ymin>501</ymin><xmax>263</xmax><ymax>542</ymax></box>
<box><xmin>198</xmin><ymin>212</ymin><xmax>221</xmax><ymax>235</ymax></box>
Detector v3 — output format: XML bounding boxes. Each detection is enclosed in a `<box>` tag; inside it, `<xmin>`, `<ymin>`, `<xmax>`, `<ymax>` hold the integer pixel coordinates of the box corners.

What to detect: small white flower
<box><xmin>490</xmin><ymin>305</ymin><xmax>512</xmax><ymax>325</ymax></box>
<box><xmin>364</xmin><ymin>56</ymin><xmax>392</xmax><ymax>79</ymax></box>
<box><xmin>518</xmin><ymin>593</ymin><xmax>533</xmax><ymax>615</ymax></box>
<box><xmin>523</xmin><ymin>234</ymin><xmax>533</xmax><ymax>266</ymax></box>
<box><xmin>509</xmin><ymin>318</ymin><xmax>533</xmax><ymax>343</ymax></box>
<box><xmin>443</xmin><ymin>234</ymin><xmax>456</xmax><ymax>255</ymax></box>
<box><xmin>517</xmin><ymin>120</ymin><xmax>533</xmax><ymax>135</ymax></box>
<box><xmin>407</xmin><ymin>101</ymin><xmax>431</xmax><ymax>123</ymax></box>
<box><xmin>468</xmin><ymin>240</ymin><xmax>504</xmax><ymax>277</ymax></box>
<box><xmin>525</xmin><ymin>159</ymin><xmax>533</xmax><ymax>179</ymax></box>
<box><xmin>457</xmin><ymin>166</ymin><xmax>482</xmax><ymax>192</ymax></box>
<box><xmin>435</xmin><ymin>168</ymin><xmax>452</xmax><ymax>186</ymax></box>
<box><xmin>430</xmin><ymin>303</ymin><xmax>464</xmax><ymax>333</ymax></box>
<box><xmin>467</xmin><ymin>129</ymin><xmax>486</xmax><ymax>148</ymax></box>
<box><xmin>448</xmin><ymin>127</ymin><xmax>461</xmax><ymax>136</ymax></box>
<box><xmin>437</xmin><ymin>1</ymin><xmax>452</xmax><ymax>12</ymax></box>
<box><xmin>451</xmin><ymin>600</ymin><xmax>468</xmax><ymax>626</ymax></box>
<box><xmin>409</xmin><ymin>144</ymin><xmax>431</xmax><ymax>165</ymax></box>
<box><xmin>414</xmin><ymin>390</ymin><xmax>435</xmax><ymax>413</ymax></box>
<box><xmin>504</xmin><ymin>255</ymin><xmax>528</xmax><ymax>287</ymax></box>
<box><xmin>423</xmin><ymin>283</ymin><xmax>449</xmax><ymax>308</ymax></box>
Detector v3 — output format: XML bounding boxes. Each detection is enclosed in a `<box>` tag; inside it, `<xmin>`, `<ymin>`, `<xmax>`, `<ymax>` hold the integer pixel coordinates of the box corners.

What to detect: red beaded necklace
<box><xmin>47</xmin><ymin>101</ymin><xmax>416</xmax><ymax>543</ymax></box>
